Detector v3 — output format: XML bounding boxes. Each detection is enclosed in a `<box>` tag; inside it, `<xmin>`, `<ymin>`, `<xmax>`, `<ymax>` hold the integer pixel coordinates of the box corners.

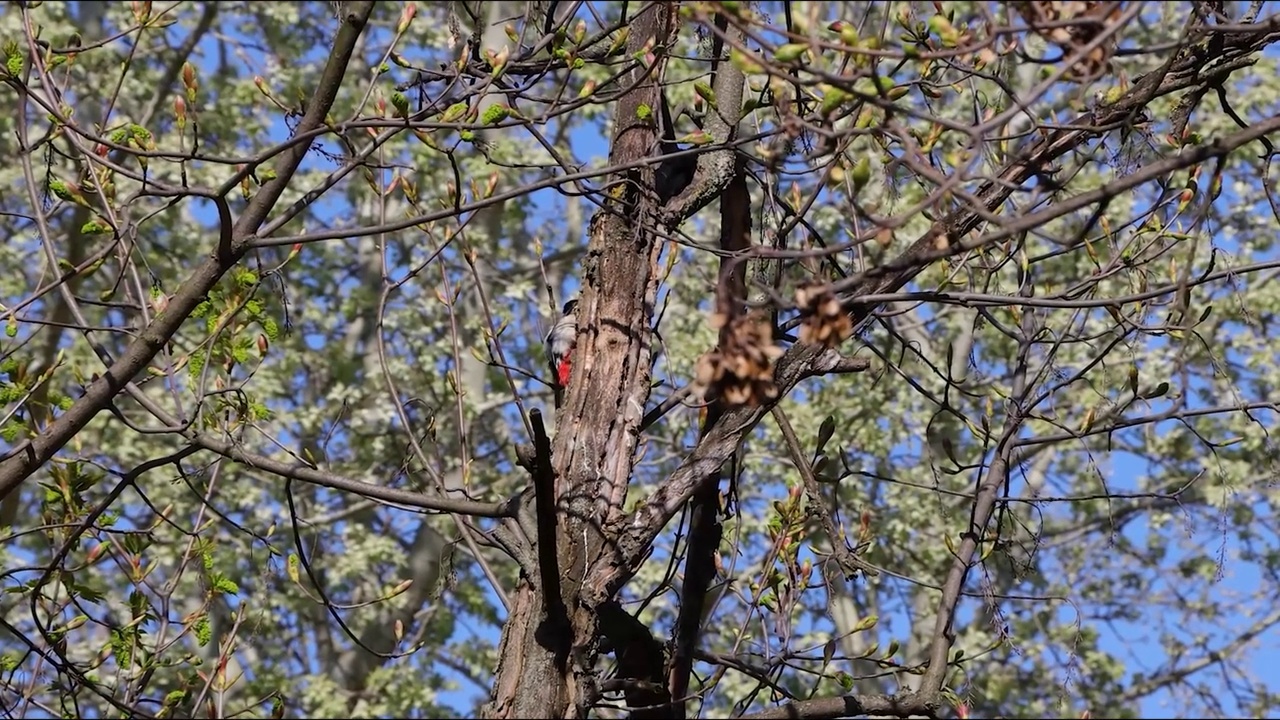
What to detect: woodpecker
<box><xmin>545</xmin><ymin>298</ymin><xmax>578</xmax><ymax>408</ymax></box>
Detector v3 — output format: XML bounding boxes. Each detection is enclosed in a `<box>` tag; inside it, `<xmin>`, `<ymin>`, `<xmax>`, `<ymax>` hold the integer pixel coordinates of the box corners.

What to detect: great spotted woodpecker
<box><xmin>545</xmin><ymin>298</ymin><xmax>578</xmax><ymax>408</ymax></box>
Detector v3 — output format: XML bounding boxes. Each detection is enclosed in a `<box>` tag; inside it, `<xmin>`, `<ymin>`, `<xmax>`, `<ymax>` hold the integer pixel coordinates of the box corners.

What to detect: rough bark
<box><xmin>482</xmin><ymin>3</ymin><xmax>678</xmax><ymax>718</ymax></box>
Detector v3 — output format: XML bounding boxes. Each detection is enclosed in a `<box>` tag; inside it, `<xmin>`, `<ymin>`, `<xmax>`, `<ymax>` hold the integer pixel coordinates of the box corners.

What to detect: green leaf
<box><xmin>636</xmin><ymin>103</ymin><xmax>652</xmax><ymax>121</ymax></box>
<box><xmin>694</xmin><ymin>82</ymin><xmax>717</xmax><ymax>108</ymax></box>
<box><xmin>481</xmin><ymin>104</ymin><xmax>511</xmax><ymax>125</ymax></box>
<box><xmin>81</xmin><ymin>218</ymin><xmax>112</xmax><ymax>234</ymax></box>
<box><xmin>816</xmin><ymin>415</ymin><xmax>836</xmax><ymax>452</ymax></box>
<box><xmin>1143</xmin><ymin>381</ymin><xmax>1171</xmax><ymax>399</ymax></box>
<box><xmin>129</xmin><ymin>590</ymin><xmax>147</xmax><ymax>619</ymax></box>
<box><xmin>774</xmin><ymin>43</ymin><xmax>810</xmax><ymax>63</ymax></box>
<box><xmin>0</xmin><ymin>420</ymin><xmax>23</xmax><ymax>443</ymax></box>
<box><xmin>249</xmin><ymin>399</ymin><xmax>272</xmax><ymax>421</ymax></box>
<box><xmin>819</xmin><ymin>85</ymin><xmax>853</xmax><ymax>116</ymax></box>
<box><xmin>123</xmin><ymin>533</ymin><xmax>152</xmax><ymax>555</ymax></box>
<box><xmin>72</xmin><ymin>581</ymin><xmax>106</xmax><ymax>604</ymax></box>
<box><xmin>193</xmin><ymin>615</ymin><xmax>211</xmax><ymax>647</ymax></box>
<box><xmin>390</xmin><ymin>91</ymin><xmax>409</xmax><ymax>118</ymax></box>
<box><xmin>233</xmin><ymin>268</ymin><xmax>258</xmax><ymax>287</ymax></box>
<box><xmin>211</xmin><ymin>573</ymin><xmax>240</xmax><ymax>596</ymax></box>
<box><xmin>836</xmin><ymin>671</ymin><xmax>854</xmax><ymax>691</ymax></box>
<box><xmin>187</xmin><ymin>349</ymin><xmax>206</xmax><ymax>382</ymax></box>
<box><xmin>440</xmin><ymin>101</ymin><xmax>469</xmax><ymax>124</ymax></box>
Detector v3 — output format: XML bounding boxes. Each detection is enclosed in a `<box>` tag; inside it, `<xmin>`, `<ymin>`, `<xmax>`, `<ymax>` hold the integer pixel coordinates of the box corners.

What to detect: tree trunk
<box><xmin>482</xmin><ymin>3</ymin><xmax>678</xmax><ymax>718</ymax></box>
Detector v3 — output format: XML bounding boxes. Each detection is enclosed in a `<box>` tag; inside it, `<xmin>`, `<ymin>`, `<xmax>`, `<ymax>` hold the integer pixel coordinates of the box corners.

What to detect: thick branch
<box><xmin>530</xmin><ymin>409</ymin><xmax>569</xmax><ymax>658</ymax></box>
<box><xmin>191</xmin><ymin>433</ymin><xmax>513</xmax><ymax>518</ymax></box>
<box><xmin>660</xmin><ymin>11</ymin><xmax>747</xmax><ymax>224</ymax></box>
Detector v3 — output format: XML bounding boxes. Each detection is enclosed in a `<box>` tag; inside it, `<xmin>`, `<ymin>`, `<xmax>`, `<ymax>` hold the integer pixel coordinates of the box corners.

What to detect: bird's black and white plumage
<box><xmin>545</xmin><ymin>298</ymin><xmax>578</xmax><ymax>408</ymax></box>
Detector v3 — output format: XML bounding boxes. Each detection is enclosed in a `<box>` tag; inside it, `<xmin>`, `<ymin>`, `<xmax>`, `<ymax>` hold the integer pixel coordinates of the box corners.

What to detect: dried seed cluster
<box><xmin>1012</xmin><ymin>1</ymin><xmax>1122</xmax><ymax>82</ymax></box>
<box><xmin>695</xmin><ymin>311</ymin><xmax>784</xmax><ymax>407</ymax></box>
<box><xmin>796</xmin><ymin>284</ymin><xmax>852</xmax><ymax>348</ymax></box>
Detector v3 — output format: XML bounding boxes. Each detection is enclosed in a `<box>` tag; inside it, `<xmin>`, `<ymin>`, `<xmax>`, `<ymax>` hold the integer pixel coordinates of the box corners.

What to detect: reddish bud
<box><xmin>257</xmin><ymin>334</ymin><xmax>269</xmax><ymax>356</ymax></box>
<box><xmin>397</xmin><ymin>2</ymin><xmax>416</xmax><ymax>34</ymax></box>
<box><xmin>182</xmin><ymin>62</ymin><xmax>198</xmax><ymax>102</ymax></box>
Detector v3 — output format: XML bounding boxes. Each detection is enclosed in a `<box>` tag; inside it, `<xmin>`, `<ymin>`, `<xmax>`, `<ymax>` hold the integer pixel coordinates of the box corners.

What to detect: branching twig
<box><xmin>771</xmin><ymin>406</ymin><xmax>878</xmax><ymax>579</ymax></box>
<box><xmin>0</xmin><ymin>1</ymin><xmax>379</xmax><ymax>503</ymax></box>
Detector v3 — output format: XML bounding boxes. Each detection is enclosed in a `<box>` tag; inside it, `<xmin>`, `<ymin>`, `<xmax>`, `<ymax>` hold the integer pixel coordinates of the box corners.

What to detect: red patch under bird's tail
<box><xmin>556</xmin><ymin>356</ymin><xmax>572</xmax><ymax>387</ymax></box>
